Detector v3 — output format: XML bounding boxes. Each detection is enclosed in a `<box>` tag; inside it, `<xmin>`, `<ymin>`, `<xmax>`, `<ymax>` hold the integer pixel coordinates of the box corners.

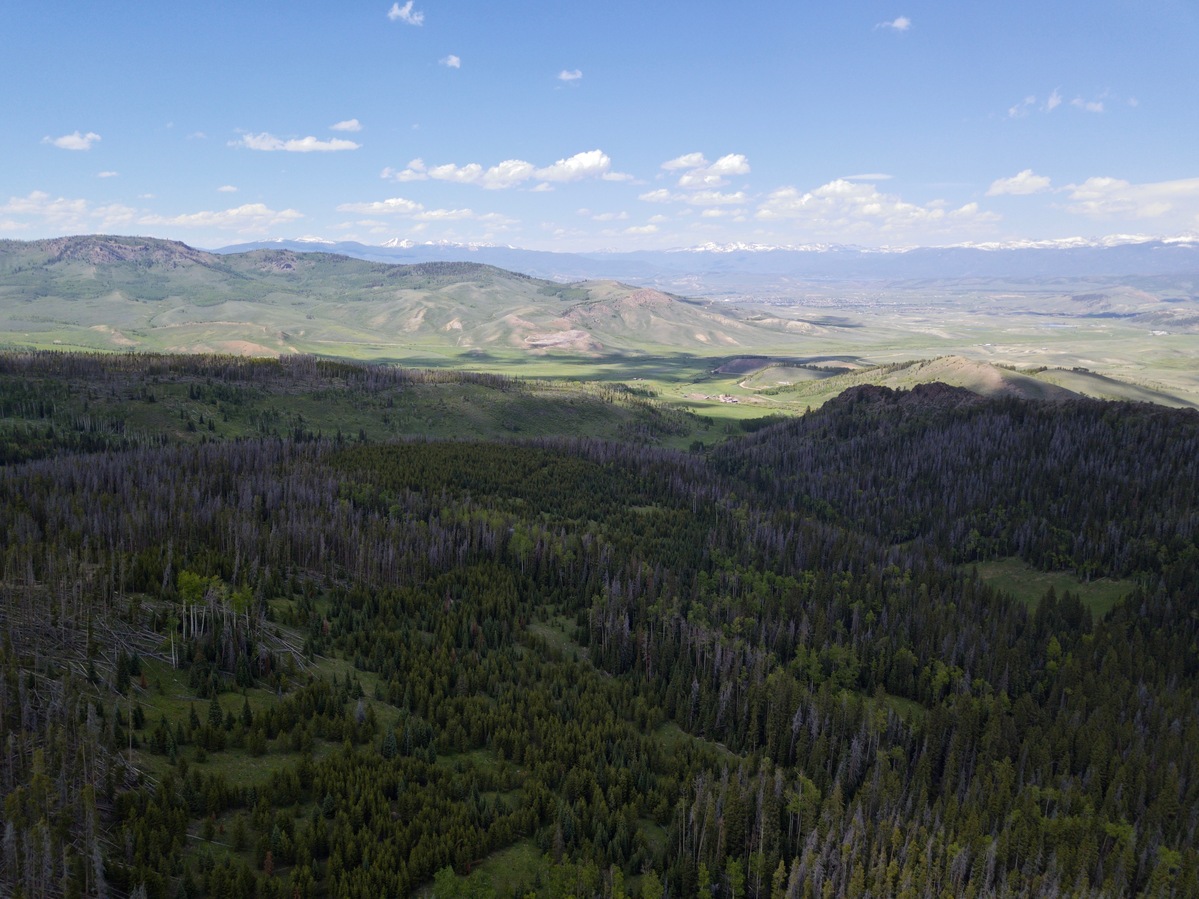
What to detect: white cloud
<box><xmin>382</xmin><ymin>150</ymin><xmax>622</xmax><ymax>189</ymax></box>
<box><xmin>330</xmin><ymin>119</ymin><xmax>362</xmax><ymax>132</ymax></box>
<box><xmin>661</xmin><ymin>152</ymin><xmax>750</xmax><ymax>190</ymax></box>
<box><xmin>662</xmin><ymin>153</ymin><xmax>708</xmax><ymax>172</ymax></box>
<box><xmin>877</xmin><ymin>16</ymin><xmax>911</xmax><ymax>32</ymax></box>
<box><xmin>141</xmin><ymin>203</ymin><xmax>303</xmax><ymax>232</ymax></box>
<box><xmin>756</xmin><ymin>179</ymin><xmax>997</xmax><ymax>238</ymax></box>
<box><xmin>625</xmin><ymin>224</ymin><xmax>659</xmax><ymax>235</ymax></box>
<box><xmin>440</xmin><ymin>55</ymin><xmax>461</xmax><ymax>68</ymax></box>
<box><xmin>387</xmin><ymin>1</ymin><xmax>423</xmax><ymax>25</ymax></box>
<box><xmin>483</xmin><ymin>159</ymin><xmax>539</xmax><ymax>189</ymax></box>
<box><xmin>843</xmin><ymin>173</ymin><xmax>892</xmax><ymax>182</ymax></box>
<box><xmin>640</xmin><ymin>187</ymin><xmax>746</xmax><ymax>206</ymax></box>
<box><xmin>1010</xmin><ymin>89</ymin><xmax>1106</xmax><ymax>118</ymax></box>
<box><xmin>1071</xmin><ymin>97</ymin><xmax>1105</xmax><ymax>113</ymax></box>
<box><xmin>2</xmin><ymin>191</ymin><xmax>88</xmax><ymax>220</ymax></box>
<box><xmin>535</xmin><ymin>150</ymin><xmax>611</xmax><ymax>182</ymax></box>
<box><xmin>45</xmin><ymin>131</ymin><xmax>101</xmax><ymax>151</ymax></box>
<box><xmin>1065</xmin><ymin>176</ymin><xmax>1199</xmax><ymax>220</ymax></box>
<box><xmin>0</xmin><ymin>190</ymin><xmax>137</xmax><ymax>232</ymax></box>
<box><xmin>97</xmin><ymin>171</ymin><xmax>119</xmax><ymax>178</ymax></box>
<box><xmin>336</xmin><ymin>195</ymin><xmax>516</xmax><ymax>227</ymax></box>
<box><xmin>232</xmin><ymin>133</ymin><xmax>360</xmax><ymax>152</ymax></box>
<box><xmin>688</xmin><ymin>190</ymin><xmax>748</xmax><ymax>206</ymax></box>
<box><xmin>413</xmin><ymin>208</ymin><xmax>476</xmax><ymax>222</ymax></box>
<box><xmin>986</xmin><ymin>169</ymin><xmax>1053</xmax><ymax>196</ymax></box>
<box><xmin>218</xmin><ymin>185</ymin><xmax>239</xmax><ymax>193</ymax></box>
<box><xmin>1008</xmin><ymin>96</ymin><xmax>1037</xmax><ymax>118</ymax></box>
<box><xmin>337</xmin><ymin>197</ymin><xmax>425</xmax><ymax>215</ymax></box>
<box><xmin>426</xmin><ymin>162</ymin><xmax>486</xmax><ymax>185</ymax></box>
<box><xmin>382</xmin><ymin>159</ymin><xmax>428</xmax><ymax>182</ymax></box>
<box><xmin>558</xmin><ymin>69</ymin><xmax>583</xmax><ymax>82</ymax></box>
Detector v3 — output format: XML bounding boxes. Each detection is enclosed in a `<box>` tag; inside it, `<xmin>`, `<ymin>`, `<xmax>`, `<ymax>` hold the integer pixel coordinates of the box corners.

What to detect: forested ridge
<box><xmin>1</xmin><ymin>357</ymin><xmax>1197</xmax><ymax>898</ymax></box>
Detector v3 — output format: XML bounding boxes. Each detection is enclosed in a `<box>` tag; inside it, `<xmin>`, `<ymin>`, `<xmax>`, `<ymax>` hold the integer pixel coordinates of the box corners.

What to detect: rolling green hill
<box><xmin>4</xmin><ymin>235</ymin><xmax>1197</xmax><ymax>415</ymax></box>
<box><xmin>0</xmin><ymin>235</ymin><xmax>801</xmax><ymax>361</ymax></box>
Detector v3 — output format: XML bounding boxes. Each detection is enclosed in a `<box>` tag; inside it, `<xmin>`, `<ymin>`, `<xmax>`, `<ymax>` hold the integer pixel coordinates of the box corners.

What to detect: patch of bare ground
<box><xmin>523</xmin><ymin>329</ymin><xmax>603</xmax><ymax>352</ymax></box>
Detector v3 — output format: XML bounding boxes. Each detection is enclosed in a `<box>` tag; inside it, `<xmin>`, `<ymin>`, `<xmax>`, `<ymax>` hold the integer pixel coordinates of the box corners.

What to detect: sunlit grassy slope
<box><xmin>3</xmin><ymin>235</ymin><xmax>1197</xmax><ymax>414</ymax></box>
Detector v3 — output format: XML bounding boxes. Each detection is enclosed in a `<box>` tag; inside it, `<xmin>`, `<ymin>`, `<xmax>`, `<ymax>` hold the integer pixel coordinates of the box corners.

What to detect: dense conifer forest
<box><xmin>1</xmin><ymin>353</ymin><xmax>1197</xmax><ymax>898</ymax></box>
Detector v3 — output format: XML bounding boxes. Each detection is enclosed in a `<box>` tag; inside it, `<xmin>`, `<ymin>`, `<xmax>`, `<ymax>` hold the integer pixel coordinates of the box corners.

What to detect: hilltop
<box><xmin>0</xmin><ymin>235</ymin><xmax>796</xmax><ymax>361</ymax></box>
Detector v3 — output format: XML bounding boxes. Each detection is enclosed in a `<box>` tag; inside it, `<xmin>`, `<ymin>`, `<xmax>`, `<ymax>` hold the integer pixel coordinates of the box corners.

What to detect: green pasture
<box><xmin>971</xmin><ymin>557</ymin><xmax>1137</xmax><ymax>619</ymax></box>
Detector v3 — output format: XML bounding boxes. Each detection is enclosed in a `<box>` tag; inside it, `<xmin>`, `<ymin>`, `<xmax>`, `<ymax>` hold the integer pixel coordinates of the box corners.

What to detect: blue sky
<box><xmin>4</xmin><ymin>1</ymin><xmax>1198</xmax><ymax>251</ymax></box>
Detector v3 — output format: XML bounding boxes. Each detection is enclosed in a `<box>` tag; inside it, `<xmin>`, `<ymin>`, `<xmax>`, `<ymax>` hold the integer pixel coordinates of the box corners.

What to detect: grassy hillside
<box><xmin>4</xmin><ymin>235</ymin><xmax>1197</xmax><ymax>415</ymax></box>
<box><xmin>725</xmin><ymin>354</ymin><xmax>1199</xmax><ymax>410</ymax></box>
<box><xmin>0</xmin><ymin>236</ymin><xmax>800</xmax><ymax>362</ymax></box>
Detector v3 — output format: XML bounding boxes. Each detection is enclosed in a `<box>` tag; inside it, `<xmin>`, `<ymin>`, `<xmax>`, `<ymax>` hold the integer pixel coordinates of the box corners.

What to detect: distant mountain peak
<box><xmin>38</xmin><ymin>234</ymin><xmax>211</xmax><ymax>267</ymax></box>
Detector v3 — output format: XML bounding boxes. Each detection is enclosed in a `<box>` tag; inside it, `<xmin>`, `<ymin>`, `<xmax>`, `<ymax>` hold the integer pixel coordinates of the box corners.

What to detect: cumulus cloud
<box><xmin>141</xmin><ymin>203</ymin><xmax>304</xmax><ymax>232</ymax></box>
<box><xmin>1064</xmin><ymin>176</ymin><xmax>1199</xmax><ymax>220</ymax></box>
<box><xmin>2</xmin><ymin>190</ymin><xmax>285</xmax><ymax>240</ymax></box>
<box><xmin>986</xmin><ymin>169</ymin><xmax>1053</xmax><ymax>196</ymax></box>
<box><xmin>662</xmin><ymin>153</ymin><xmax>708</xmax><ymax>172</ymax></box>
<box><xmin>877</xmin><ymin>16</ymin><xmax>911</xmax><ymax>31</ymax></box>
<box><xmin>1046</xmin><ymin>89</ymin><xmax>1062</xmax><ymax>111</ymax></box>
<box><xmin>625</xmin><ymin>224</ymin><xmax>659</xmax><ymax>235</ymax></box>
<box><xmin>660</xmin><ymin>152</ymin><xmax>751</xmax><ymax>190</ymax></box>
<box><xmin>217</xmin><ymin>185</ymin><xmax>239</xmax><ymax>193</ymax></box>
<box><xmin>558</xmin><ymin>69</ymin><xmax>583</xmax><ymax>82</ymax></box>
<box><xmin>382</xmin><ymin>150</ymin><xmax>622</xmax><ymax>189</ymax></box>
<box><xmin>756</xmin><ymin>179</ymin><xmax>997</xmax><ymax>239</ymax></box>
<box><xmin>536</xmin><ymin>150</ymin><xmax>612</xmax><ymax>182</ymax></box>
<box><xmin>97</xmin><ymin>171</ymin><xmax>119</xmax><ymax>179</ymax></box>
<box><xmin>0</xmin><ymin>190</ymin><xmax>136</xmax><ymax>232</ymax></box>
<box><xmin>440</xmin><ymin>55</ymin><xmax>461</xmax><ymax>68</ymax></box>
<box><xmin>330</xmin><ymin>119</ymin><xmax>362</xmax><ymax>132</ymax></box>
<box><xmin>2</xmin><ymin>191</ymin><xmax>89</xmax><ymax>222</ymax></box>
<box><xmin>232</xmin><ymin>133</ymin><xmax>360</xmax><ymax>152</ymax></box>
<box><xmin>1072</xmin><ymin>97</ymin><xmax>1105</xmax><ymax>113</ymax></box>
<box><xmin>387</xmin><ymin>1</ymin><xmax>423</xmax><ymax>25</ymax></box>
<box><xmin>45</xmin><ymin>131</ymin><xmax>101</xmax><ymax>151</ymax></box>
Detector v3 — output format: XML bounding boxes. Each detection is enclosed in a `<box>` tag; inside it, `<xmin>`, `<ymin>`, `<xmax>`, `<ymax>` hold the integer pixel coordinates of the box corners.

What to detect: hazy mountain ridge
<box><xmin>217</xmin><ymin>235</ymin><xmax>1199</xmax><ymax>286</ymax></box>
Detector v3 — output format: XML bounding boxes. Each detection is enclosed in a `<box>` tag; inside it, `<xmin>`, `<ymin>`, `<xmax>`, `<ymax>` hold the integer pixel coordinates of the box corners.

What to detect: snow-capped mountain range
<box><xmin>214</xmin><ymin>234</ymin><xmax>1199</xmax><ymax>291</ymax></box>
